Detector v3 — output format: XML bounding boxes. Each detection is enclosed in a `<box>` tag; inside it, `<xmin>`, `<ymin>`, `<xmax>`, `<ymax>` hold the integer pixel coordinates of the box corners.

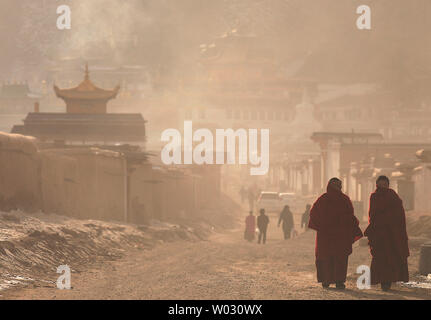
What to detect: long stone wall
<box><xmin>0</xmin><ymin>132</ymin><xmax>222</xmax><ymax>223</ymax></box>
<box><xmin>0</xmin><ymin>133</ymin><xmax>41</xmax><ymax>212</ymax></box>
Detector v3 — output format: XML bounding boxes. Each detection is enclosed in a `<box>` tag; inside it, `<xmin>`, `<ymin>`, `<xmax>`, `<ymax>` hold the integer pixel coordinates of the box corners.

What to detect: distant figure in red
<box><xmin>364</xmin><ymin>175</ymin><xmax>409</xmax><ymax>291</ymax></box>
<box><xmin>308</xmin><ymin>178</ymin><xmax>363</xmax><ymax>289</ymax></box>
<box><xmin>244</xmin><ymin>211</ymin><xmax>256</xmax><ymax>242</ymax></box>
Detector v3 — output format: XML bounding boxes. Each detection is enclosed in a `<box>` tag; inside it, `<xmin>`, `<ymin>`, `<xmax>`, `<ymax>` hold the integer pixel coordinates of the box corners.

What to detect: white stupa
<box><xmin>287</xmin><ymin>86</ymin><xmax>322</xmax><ymax>147</ymax></box>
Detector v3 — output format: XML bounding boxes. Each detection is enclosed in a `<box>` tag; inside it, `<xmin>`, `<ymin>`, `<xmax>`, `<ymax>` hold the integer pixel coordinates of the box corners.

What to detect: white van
<box><xmin>256</xmin><ymin>192</ymin><xmax>283</xmax><ymax>213</ymax></box>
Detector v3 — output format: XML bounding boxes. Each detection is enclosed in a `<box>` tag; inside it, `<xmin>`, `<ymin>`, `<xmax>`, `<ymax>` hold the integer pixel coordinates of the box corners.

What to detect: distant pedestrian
<box><xmin>257</xmin><ymin>209</ymin><xmax>270</xmax><ymax>244</ymax></box>
<box><xmin>301</xmin><ymin>204</ymin><xmax>311</xmax><ymax>231</ymax></box>
<box><xmin>256</xmin><ymin>187</ymin><xmax>262</xmax><ymax>202</ymax></box>
<box><xmin>244</xmin><ymin>211</ymin><xmax>256</xmax><ymax>242</ymax></box>
<box><xmin>308</xmin><ymin>178</ymin><xmax>363</xmax><ymax>289</ymax></box>
<box><xmin>248</xmin><ymin>187</ymin><xmax>255</xmax><ymax>211</ymax></box>
<box><xmin>278</xmin><ymin>205</ymin><xmax>294</xmax><ymax>240</ymax></box>
<box><xmin>239</xmin><ymin>186</ymin><xmax>247</xmax><ymax>204</ymax></box>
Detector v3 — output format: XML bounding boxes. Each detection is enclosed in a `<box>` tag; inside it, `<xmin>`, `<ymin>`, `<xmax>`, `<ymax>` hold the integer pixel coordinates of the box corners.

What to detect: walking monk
<box><xmin>364</xmin><ymin>175</ymin><xmax>409</xmax><ymax>291</ymax></box>
<box><xmin>308</xmin><ymin>178</ymin><xmax>363</xmax><ymax>289</ymax></box>
<box><xmin>244</xmin><ymin>211</ymin><xmax>256</xmax><ymax>242</ymax></box>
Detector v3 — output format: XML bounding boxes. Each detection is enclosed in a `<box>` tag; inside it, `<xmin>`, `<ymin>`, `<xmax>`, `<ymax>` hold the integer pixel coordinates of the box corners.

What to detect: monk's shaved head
<box><xmin>328</xmin><ymin>177</ymin><xmax>342</xmax><ymax>191</ymax></box>
<box><xmin>376</xmin><ymin>175</ymin><xmax>390</xmax><ymax>189</ymax></box>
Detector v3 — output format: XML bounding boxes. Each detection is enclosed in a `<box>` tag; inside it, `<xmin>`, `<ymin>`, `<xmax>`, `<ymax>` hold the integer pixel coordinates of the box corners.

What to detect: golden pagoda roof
<box><xmin>54</xmin><ymin>64</ymin><xmax>120</xmax><ymax>100</ymax></box>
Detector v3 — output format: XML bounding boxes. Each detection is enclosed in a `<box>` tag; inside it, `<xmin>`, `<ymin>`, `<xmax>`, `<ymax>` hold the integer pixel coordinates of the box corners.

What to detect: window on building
<box><xmin>267</xmin><ymin>110</ymin><xmax>274</xmax><ymax>121</ymax></box>
<box><xmin>226</xmin><ymin>109</ymin><xmax>232</xmax><ymax>119</ymax></box>
<box><xmin>199</xmin><ymin>109</ymin><xmax>206</xmax><ymax>119</ymax></box>
<box><xmin>243</xmin><ymin>110</ymin><xmax>249</xmax><ymax>120</ymax></box>
<box><xmin>259</xmin><ymin>110</ymin><xmax>266</xmax><ymax>120</ymax></box>
<box><xmin>251</xmin><ymin>110</ymin><xmax>257</xmax><ymax>120</ymax></box>
<box><xmin>276</xmin><ymin>111</ymin><xmax>282</xmax><ymax>121</ymax></box>
<box><xmin>387</xmin><ymin>128</ymin><xmax>393</xmax><ymax>139</ymax></box>
<box><xmin>345</xmin><ymin>109</ymin><xmax>362</xmax><ymax>120</ymax></box>
<box><xmin>411</xmin><ymin>127</ymin><xmax>421</xmax><ymax>136</ymax></box>
<box><xmin>185</xmin><ymin>109</ymin><xmax>193</xmax><ymax>119</ymax></box>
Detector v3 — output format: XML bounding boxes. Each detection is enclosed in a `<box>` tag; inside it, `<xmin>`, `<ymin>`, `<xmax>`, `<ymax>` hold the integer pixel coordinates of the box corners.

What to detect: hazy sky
<box><xmin>1</xmin><ymin>0</ymin><xmax>430</xmax><ymax>84</ymax></box>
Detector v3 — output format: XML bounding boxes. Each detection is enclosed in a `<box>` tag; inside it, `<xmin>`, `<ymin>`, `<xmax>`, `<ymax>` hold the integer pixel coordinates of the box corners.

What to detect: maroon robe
<box><xmin>244</xmin><ymin>215</ymin><xmax>256</xmax><ymax>241</ymax></box>
<box><xmin>308</xmin><ymin>183</ymin><xmax>363</xmax><ymax>284</ymax></box>
<box><xmin>364</xmin><ymin>188</ymin><xmax>409</xmax><ymax>284</ymax></box>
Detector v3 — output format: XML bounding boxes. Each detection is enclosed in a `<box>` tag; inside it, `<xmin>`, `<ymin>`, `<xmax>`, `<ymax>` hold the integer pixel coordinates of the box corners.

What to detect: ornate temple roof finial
<box><xmin>53</xmin><ymin>62</ymin><xmax>120</xmax><ymax>114</ymax></box>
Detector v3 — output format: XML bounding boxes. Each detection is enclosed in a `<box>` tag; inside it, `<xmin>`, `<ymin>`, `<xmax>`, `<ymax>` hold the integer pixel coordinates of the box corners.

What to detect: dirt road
<box><xmin>2</xmin><ymin>211</ymin><xmax>430</xmax><ymax>300</ymax></box>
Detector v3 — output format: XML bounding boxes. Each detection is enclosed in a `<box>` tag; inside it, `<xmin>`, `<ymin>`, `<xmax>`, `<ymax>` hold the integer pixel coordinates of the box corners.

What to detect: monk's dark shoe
<box><xmin>322</xmin><ymin>283</ymin><xmax>330</xmax><ymax>289</ymax></box>
<box><xmin>335</xmin><ymin>282</ymin><xmax>346</xmax><ymax>290</ymax></box>
<box><xmin>381</xmin><ymin>282</ymin><xmax>392</xmax><ymax>291</ymax></box>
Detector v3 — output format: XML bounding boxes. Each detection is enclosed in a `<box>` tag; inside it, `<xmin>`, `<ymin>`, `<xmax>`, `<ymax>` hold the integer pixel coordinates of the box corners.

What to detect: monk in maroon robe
<box><xmin>364</xmin><ymin>175</ymin><xmax>409</xmax><ymax>291</ymax></box>
<box><xmin>308</xmin><ymin>178</ymin><xmax>363</xmax><ymax>289</ymax></box>
<box><xmin>244</xmin><ymin>211</ymin><xmax>256</xmax><ymax>241</ymax></box>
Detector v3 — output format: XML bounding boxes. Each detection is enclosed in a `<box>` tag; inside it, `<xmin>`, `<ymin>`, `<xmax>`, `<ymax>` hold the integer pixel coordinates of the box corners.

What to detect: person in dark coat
<box><xmin>257</xmin><ymin>208</ymin><xmax>270</xmax><ymax>244</ymax></box>
<box><xmin>278</xmin><ymin>205</ymin><xmax>294</xmax><ymax>240</ymax></box>
<box><xmin>308</xmin><ymin>178</ymin><xmax>363</xmax><ymax>289</ymax></box>
<box><xmin>364</xmin><ymin>175</ymin><xmax>409</xmax><ymax>291</ymax></box>
<box><xmin>301</xmin><ymin>204</ymin><xmax>311</xmax><ymax>231</ymax></box>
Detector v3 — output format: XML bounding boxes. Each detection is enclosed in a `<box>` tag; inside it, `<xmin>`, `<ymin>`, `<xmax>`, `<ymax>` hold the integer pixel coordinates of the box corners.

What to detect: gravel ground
<box><xmin>2</xmin><ymin>210</ymin><xmax>430</xmax><ymax>300</ymax></box>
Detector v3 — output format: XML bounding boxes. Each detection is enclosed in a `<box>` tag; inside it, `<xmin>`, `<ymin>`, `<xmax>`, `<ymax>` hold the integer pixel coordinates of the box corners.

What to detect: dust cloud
<box><xmin>1</xmin><ymin>0</ymin><xmax>431</xmax><ymax>301</ymax></box>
